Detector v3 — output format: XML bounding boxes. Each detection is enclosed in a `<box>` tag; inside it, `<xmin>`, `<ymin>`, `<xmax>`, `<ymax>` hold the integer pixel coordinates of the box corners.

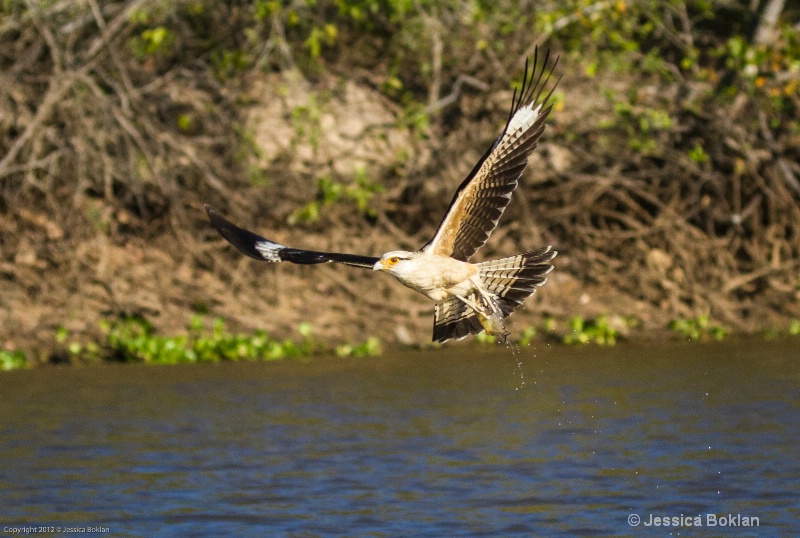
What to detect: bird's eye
<box><xmin>390</xmin><ymin>257</ymin><xmax>399</xmax><ymax>264</ymax></box>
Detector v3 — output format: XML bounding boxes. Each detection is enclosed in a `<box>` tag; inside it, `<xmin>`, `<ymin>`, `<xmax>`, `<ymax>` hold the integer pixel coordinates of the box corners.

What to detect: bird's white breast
<box><xmin>389</xmin><ymin>254</ymin><xmax>478</xmax><ymax>301</ymax></box>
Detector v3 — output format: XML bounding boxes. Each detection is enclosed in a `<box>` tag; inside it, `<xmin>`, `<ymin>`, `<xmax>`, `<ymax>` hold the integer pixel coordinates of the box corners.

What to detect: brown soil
<box><xmin>2</xmin><ymin>7</ymin><xmax>799</xmax><ymax>361</ymax></box>
<box><xmin>0</xmin><ymin>214</ymin><xmax>664</xmax><ymax>360</ymax></box>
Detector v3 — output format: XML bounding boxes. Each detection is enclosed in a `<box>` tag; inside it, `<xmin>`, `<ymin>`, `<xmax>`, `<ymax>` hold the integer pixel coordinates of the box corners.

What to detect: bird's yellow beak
<box><xmin>373</xmin><ymin>261</ymin><xmax>384</xmax><ymax>271</ymax></box>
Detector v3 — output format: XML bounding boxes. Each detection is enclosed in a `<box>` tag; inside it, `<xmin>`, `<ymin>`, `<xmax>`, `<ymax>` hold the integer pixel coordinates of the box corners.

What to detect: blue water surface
<box><xmin>1</xmin><ymin>339</ymin><xmax>798</xmax><ymax>536</ymax></box>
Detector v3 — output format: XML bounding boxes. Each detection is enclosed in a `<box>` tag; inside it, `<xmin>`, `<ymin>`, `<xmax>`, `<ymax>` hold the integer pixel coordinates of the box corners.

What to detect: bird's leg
<box><xmin>455</xmin><ymin>288</ymin><xmax>510</xmax><ymax>344</ymax></box>
<box><xmin>474</xmin><ymin>281</ymin><xmax>510</xmax><ymax>344</ymax></box>
<box><xmin>454</xmin><ymin>293</ymin><xmax>484</xmax><ymax>313</ymax></box>
<box><xmin>469</xmin><ymin>274</ymin><xmax>502</xmax><ymax>305</ymax></box>
<box><xmin>474</xmin><ymin>282</ymin><xmax>499</xmax><ymax>305</ymax></box>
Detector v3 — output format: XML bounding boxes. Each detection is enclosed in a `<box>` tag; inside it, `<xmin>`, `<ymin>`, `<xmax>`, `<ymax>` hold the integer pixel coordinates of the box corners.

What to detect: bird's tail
<box><xmin>477</xmin><ymin>246</ymin><xmax>557</xmax><ymax>316</ymax></box>
<box><xmin>432</xmin><ymin>246</ymin><xmax>557</xmax><ymax>343</ymax></box>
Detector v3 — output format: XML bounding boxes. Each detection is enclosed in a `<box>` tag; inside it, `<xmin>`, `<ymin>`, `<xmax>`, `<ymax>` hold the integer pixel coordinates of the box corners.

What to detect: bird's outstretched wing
<box><xmin>205</xmin><ymin>205</ymin><xmax>379</xmax><ymax>269</ymax></box>
<box><xmin>421</xmin><ymin>47</ymin><xmax>559</xmax><ymax>262</ymax></box>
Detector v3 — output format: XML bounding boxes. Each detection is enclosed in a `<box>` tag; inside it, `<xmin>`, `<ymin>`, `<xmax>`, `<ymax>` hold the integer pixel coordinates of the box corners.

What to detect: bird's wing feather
<box><xmin>422</xmin><ymin>47</ymin><xmax>559</xmax><ymax>261</ymax></box>
<box><xmin>205</xmin><ymin>205</ymin><xmax>379</xmax><ymax>269</ymax></box>
<box><xmin>432</xmin><ymin>297</ymin><xmax>484</xmax><ymax>343</ymax></box>
<box><xmin>432</xmin><ymin>247</ymin><xmax>558</xmax><ymax>343</ymax></box>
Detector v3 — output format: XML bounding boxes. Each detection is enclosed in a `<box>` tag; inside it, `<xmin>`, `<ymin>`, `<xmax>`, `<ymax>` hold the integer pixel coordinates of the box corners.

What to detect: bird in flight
<box><xmin>206</xmin><ymin>48</ymin><xmax>559</xmax><ymax>344</ymax></box>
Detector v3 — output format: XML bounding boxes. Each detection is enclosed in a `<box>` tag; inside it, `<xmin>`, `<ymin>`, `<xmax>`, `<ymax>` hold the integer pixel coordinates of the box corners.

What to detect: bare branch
<box><xmin>753</xmin><ymin>0</ymin><xmax>786</xmax><ymax>45</ymax></box>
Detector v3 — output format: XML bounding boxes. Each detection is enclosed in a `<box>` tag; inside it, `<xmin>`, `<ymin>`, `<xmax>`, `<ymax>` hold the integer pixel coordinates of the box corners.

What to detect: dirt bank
<box><xmin>2</xmin><ymin>3</ymin><xmax>799</xmax><ymax>362</ymax></box>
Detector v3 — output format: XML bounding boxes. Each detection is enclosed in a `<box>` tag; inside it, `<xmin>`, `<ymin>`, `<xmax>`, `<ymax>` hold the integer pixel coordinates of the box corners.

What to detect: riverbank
<box><xmin>2</xmin><ymin>3</ymin><xmax>799</xmax><ymax>366</ymax></box>
<box><xmin>3</xmin><ymin>273</ymin><xmax>798</xmax><ymax>371</ymax></box>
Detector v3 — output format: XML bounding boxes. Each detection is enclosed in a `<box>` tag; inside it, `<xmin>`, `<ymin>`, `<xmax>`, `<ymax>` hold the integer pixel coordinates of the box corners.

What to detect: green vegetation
<box><xmin>669</xmin><ymin>315</ymin><xmax>729</xmax><ymax>342</ymax></box>
<box><xmin>290</xmin><ymin>95</ymin><xmax>324</xmax><ymax>153</ymax></box>
<box><xmin>517</xmin><ymin>326</ymin><xmax>539</xmax><ymax>347</ymax></box>
<box><xmin>763</xmin><ymin>319</ymin><xmax>800</xmax><ymax>340</ymax></box>
<box><xmin>474</xmin><ymin>331</ymin><xmax>497</xmax><ymax>345</ymax></box>
<box><xmin>53</xmin><ymin>315</ymin><xmax>382</xmax><ymax>365</ymax></box>
<box><xmin>792</xmin><ymin>320</ymin><xmax>800</xmax><ymax>336</ymax></box>
<box><xmin>1</xmin><ymin>349</ymin><xmax>28</xmax><ymax>371</ymax></box>
<box><xmin>3</xmin><ymin>313</ymin><xmax>800</xmax><ymax>371</ymax></box>
<box><xmin>515</xmin><ymin>317</ymin><xmax>558</xmax><ymax>345</ymax></box>
<box><xmin>335</xmin><ymin>336</ymin><xmax>383</xmax><ymax>358</ymax></box>
<box><xmin>289</xmin><ymin>168</ymin><xmax>384</xmax><ymax>224</ymax></box>
<box><xmin>474</xmin><ymin>317</ymin><xmax>553</xmax><ymax>345</ymax></box>
<box><xmin>564</xmin><ymin>315</ymin><xmax>620</xmax><ymax>346</ymax></box>
<box><xmin>476</xmin><ymin>314</ymin><xmax>629</xmax><ymax>346</ymax></box>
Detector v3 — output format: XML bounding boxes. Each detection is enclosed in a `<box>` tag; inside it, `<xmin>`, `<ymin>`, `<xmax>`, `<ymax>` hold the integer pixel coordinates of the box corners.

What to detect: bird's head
<box><xmin>373</xmin><ymin>251</ymin><xmax>416</xmax><ymax>273</ymax></box>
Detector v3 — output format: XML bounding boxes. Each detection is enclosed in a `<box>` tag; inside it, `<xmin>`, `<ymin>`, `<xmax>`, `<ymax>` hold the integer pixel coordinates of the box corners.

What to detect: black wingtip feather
<box><xmin>493</xmin><ymin>47</ymin><xmax>560</xmax><ymax>160</ymax></box>
<box><xmin>205</xmin><ymin>205</ymin><xmax>279</xmax><ymax>261</ymax></box>
<box><xmin>205</xmin><ymin>205</ymin><xmax>380</xmax><ymax>269</ymax></box>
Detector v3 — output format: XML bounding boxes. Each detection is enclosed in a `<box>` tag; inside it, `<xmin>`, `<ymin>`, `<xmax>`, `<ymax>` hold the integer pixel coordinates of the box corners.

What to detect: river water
<box><xmin>1</xmin><ymin>339</ymin><xmax>798</xmax><ymax>536</ymax></box>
